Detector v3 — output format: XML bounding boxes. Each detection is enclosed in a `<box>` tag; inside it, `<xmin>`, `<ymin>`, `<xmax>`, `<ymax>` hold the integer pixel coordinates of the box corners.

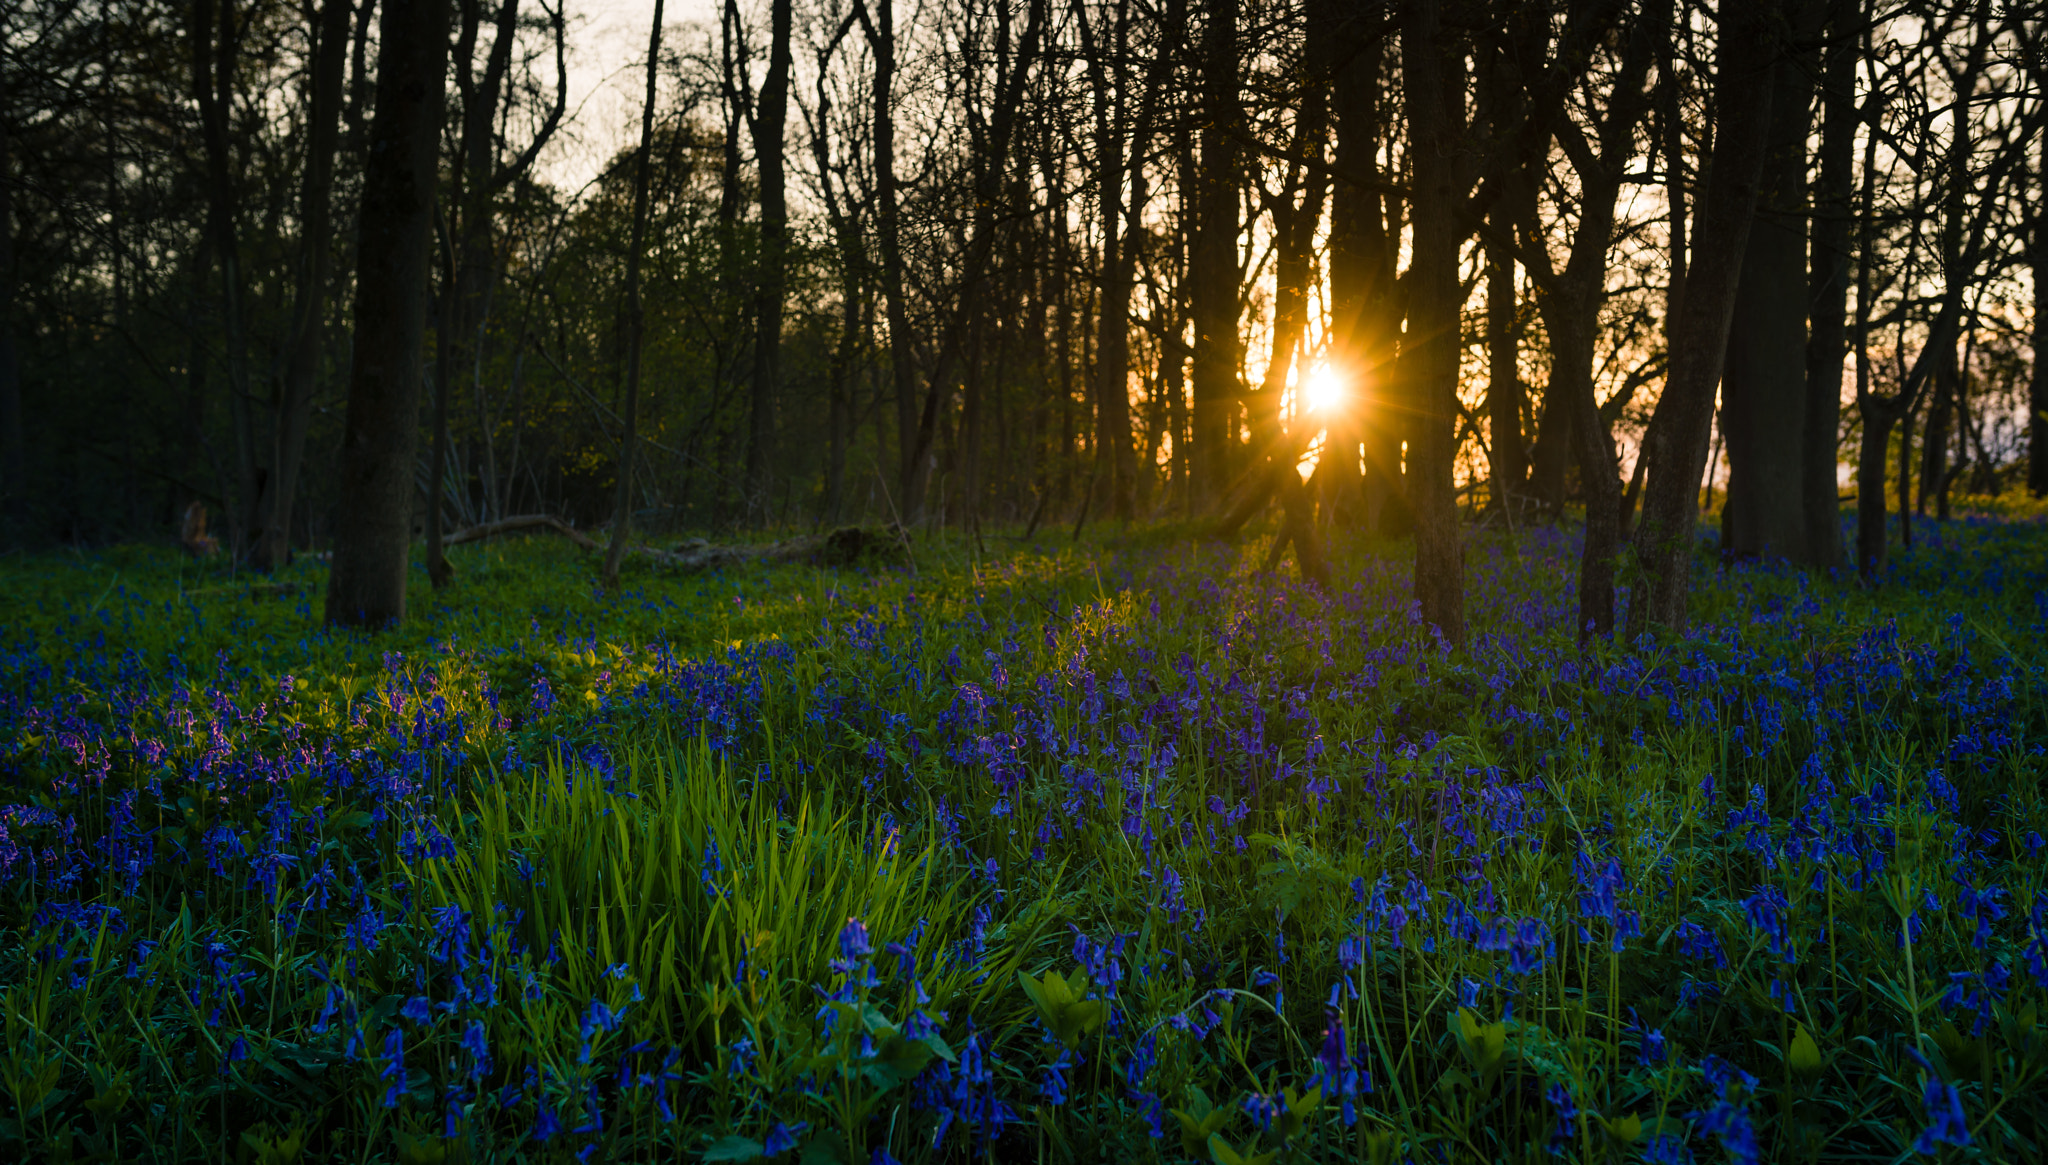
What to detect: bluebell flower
<box><xmin>833</xmin><ymin>917</ymin><xmax>873</xmax><ymax>973</ymax></box>
<box><xmin>1242</xmin><ymin>1092</ymin><xmax>1279</xmax><ymax>1133</ymax></box>
<box><xmin>461</xmin><ymin>1019</ymin><xmax>490</xmax><ymax>1080</ymax></box>
<box><xmin>1914</xmin><ymin>1076</ymin><xmax>1970</xmax><ymax>1153</ymax></box>
<box><xmin>1639</xmin><ymin>1027</ymin><xmax>1668</xmax><ymax>1066</ymax></box>
<box><xmin>379</xmin><ymin>1027</ymin><xmax>405</xmax><ymax>1108</ymax></box>
<box><xmin>1546</xmin><ymin>1081</ymin><xmax>1578</xmax><ymax>1149</ymax></box>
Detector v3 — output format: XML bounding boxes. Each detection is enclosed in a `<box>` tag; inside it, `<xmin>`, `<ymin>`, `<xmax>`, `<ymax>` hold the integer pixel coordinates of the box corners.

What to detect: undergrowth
<box><xmin>0</xmin><ymin>514</ymin><xmax>2044</xmax><ymax>1163</ymax></box>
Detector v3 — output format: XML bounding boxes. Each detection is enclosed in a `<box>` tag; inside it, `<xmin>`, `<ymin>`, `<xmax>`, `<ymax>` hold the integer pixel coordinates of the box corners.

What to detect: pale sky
<box><xmin>544</xmin><ymin>0</ymin><xmax>718</xmax><ymax>192</ymax></box>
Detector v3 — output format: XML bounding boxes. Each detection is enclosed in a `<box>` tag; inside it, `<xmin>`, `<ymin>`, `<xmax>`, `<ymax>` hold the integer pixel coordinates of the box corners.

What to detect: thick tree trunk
<box><xmin>1528</xmin><ymin>0</ymin><xmax>1659</xmax><ymax>639</ymax></box>
<box><xmin>324</xmin><ymin>0</ymin><xmax>452</xmax><ymax>627</ymax></box>
<box><xmin>1721</xmin><ymin>0</ymin><xmax>1818</xmax><ymax>563</ymax></box>
<box><xmin>0</xmin><ymin>83</ymin><xmax>21</xmax><ymax>528</ymax></box>
<box><xmin>1802</xmin><ymin>0</ymin><xmax>1855</xmax><ymax>566</ymax></box>
<box><xmin>603</xmin><ymin>0</ymin><xmax>665</xmax><ymax>585</ymax></box>
<box><xmin>1919</xmin><ymin>345</ymin><xmax>1957</xmax><ymax>517</ymax></box>
<box><xmin>1189</xmin><ymin>0</ymin><xmax>1241</xmax><ymax>511</ymax></box>
<box><xmin>1556</xmin><ymin>311</ymin><xmax>1622</xmax><ymax>638</ymax></box>
<box><xmin>192</xmin><ymin>0</ymin><xmax>256</xmax><ymax>553</ymax></box>
<box><xmin>857</xmin><ymin>0</ymin><xmax>920</xmax><ymax>523</ymax></box>
<box><xmin>1527</xmin><ymin>393</ymin><xmax>1571</xmax><ymax>517</ymax></box>
<box><xmin>747</xmin><ymin>0</ymin><xmax>793</xmax><ymax>517</ymax></box>
<box><xmin>1628</xmin><ymin>0</ymin><xmax>1777</xmax><ymax>637</ymax></box>
<box><xmin>1485</xmin><ymin>218</ymin><xmax>1524</xmax><ymax>510</ymax></box>
<box><xmin>1326</xmin><ymin>20</ymin><xmax>1392</xmax><ymax>530</ymax></box>
<box><xmin>1401</xmin><ymin>0</ymin><xmax>1465</xmax><ymax>645</ymax></box>
<box><xmin>251</xmin><ymin>0</ymin><xmax>352</xmax><ymax>573</ymax></box>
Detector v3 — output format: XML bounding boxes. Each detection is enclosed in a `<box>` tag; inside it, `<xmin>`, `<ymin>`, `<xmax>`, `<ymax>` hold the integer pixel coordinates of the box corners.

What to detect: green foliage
<box><xmin>1</xmin><ymin>522</ymin><xmax>2046</xmax><ymax>1161</ymax></box>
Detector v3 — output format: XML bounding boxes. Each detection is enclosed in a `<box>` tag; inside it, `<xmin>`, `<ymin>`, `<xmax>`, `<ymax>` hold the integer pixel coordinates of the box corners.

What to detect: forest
<box><xmin>2</xmin><ymin>0</ymin><xmax>2048</xmax><ymax>1162</ymax></box>
<box><xmin>0</xmin><ymin>0</ymin><xmax>2037</xmax><ymax>624</ymax></box>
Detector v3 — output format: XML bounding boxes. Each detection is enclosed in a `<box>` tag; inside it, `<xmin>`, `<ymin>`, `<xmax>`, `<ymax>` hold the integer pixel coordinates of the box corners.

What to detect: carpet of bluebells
<box><xmin>2</xmin><ymin>514</ymin><xmax>2046</xmax><ymax>1164</ymax></box>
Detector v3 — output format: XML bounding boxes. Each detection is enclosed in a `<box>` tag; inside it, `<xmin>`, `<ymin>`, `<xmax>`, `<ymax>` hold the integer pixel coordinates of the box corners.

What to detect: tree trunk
<box><xmin>898</xmin><ymin>0</ymin><xmax>1044</xmax><ymax>523</ymax></box>
<box><xmin>430</xmin><ymin>0</ymin><xmax>539</xmax><ymax>585</ymax></box>
<box><xmin>1720</xmin><ymin>0</ymin><xmax>1818</xmax><ymax>563</ymax></box>
<box><xmin>604</xmin><ymin>0</ymin><xmax>666</xmax><ymax>585</ymax></box>
<box><xmin>1326</xmin><ymin>17</ymin><xmax>1391</xmax><ymax>529</ymax></box>
<box><xmin>1080</xmin><ymin>0</ymin><xmax>1177</xmax><ymax>522</ymax></box>
<box><xmin>747</xmin><ymin>0</ymin><xmax>792</xmax><ymax>518</ymax></box>
<box><xmin>0</xmin><ymin>75</ymin><xmax>22</xmax><ymax>529</ymax></box>
<box><xmin>1526</xmin><ymin>0</ymin><xmax>1659</xmax><ymax>640</ymax></box>
<box><xmin>1400</xmin><ymin>0</ymin><xmax>1466</xmax><ymax>645</ymax></box>
<box><xmin>1628</xmin><ymin>0</ymin><xmax>1777</xmax><ymax>638</ymax></box>
<box><xmin>1189</xmin><ymin>0</ymin><xmax>1241</xmax><ymax>511</ymax></box>
<box><xmin>856</xmin><ymin>0</ymin><xmax>920</xmax><ymax>525</ymax></box>
<box><xmin>1485</xmin><ymin>216</ymin><xmax>1523</xmax><ymax>510</ymax></box>
<box><xmin>192</xmin><ymin>0</ymin><xmax>256</xmax><ymax>554</ymax></box>
<box><xmin>1919</xmin><ymin>344</ymin><xmax>1957</xmax><ymax>518</ymax></box>
<box><xmin>324</xmin><ymin>0</ymin><xmax>452</xmax><ymax>627</ymax></box>
<box><xmin>1802</xmin><ymin>0</ymin><xmax>1855</xmax><ymax>566</ymax></box>
<box><xmin>2033</xmin><ymin>149</ymin><xmax>2048</xmax><ymax>498</ymax></box>
<box><xmin>251</xmin><ymin>0</ymin><xmax>352</xmax><ymax>572</ymax></box>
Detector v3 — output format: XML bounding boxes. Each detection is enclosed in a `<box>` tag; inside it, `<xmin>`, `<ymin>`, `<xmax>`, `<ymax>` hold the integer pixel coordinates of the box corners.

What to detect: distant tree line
<box><xmin>0</xmin><ymin>0</ymin><xmax>2042</xmax><ymax>633</ymax></box>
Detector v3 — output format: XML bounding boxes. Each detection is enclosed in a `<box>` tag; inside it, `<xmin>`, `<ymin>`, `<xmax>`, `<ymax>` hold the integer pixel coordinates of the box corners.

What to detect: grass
<box><xmin>0</xmin><ymin>511</ymin><xmax>2044</xmax><ymax>1163</ymax></box>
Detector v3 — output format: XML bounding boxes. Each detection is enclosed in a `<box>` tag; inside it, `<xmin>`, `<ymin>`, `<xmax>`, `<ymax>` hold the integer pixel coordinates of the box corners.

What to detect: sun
<box><xmin>1304</xmin><ymin>363</ymin><xmax>1345</xmax><ymax>413</ymax></box>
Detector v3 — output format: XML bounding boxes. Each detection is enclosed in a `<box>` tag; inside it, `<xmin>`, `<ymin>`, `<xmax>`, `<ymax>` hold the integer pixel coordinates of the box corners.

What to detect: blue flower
<box><xmin>379</xmin><ymin>1027</ymin><xmax>405</xmax><ymax>1108</ymax></box>
<box><xmin>765</xmin><ymin>1120</ymin><xmax>809</xmax><ymax>1155</ymax></box>
<box><xmin>460</xmin><ymin>1019</ymin><xmax>490</xmax><ymax>1080</ymax></box>
<box><xmin>832</xmin><ymin>917</ymin><xmax>873</xmax><ymax>974</ymax></box>
<box><xmin>1914</xmin><ymin>1076</ymin><xmax>1970</xmax><ymax>1153</ymax></box>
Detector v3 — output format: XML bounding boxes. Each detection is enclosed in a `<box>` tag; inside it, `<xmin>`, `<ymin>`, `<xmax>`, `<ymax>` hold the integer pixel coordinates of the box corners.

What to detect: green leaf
<box><xmin>859</xmin><ymin>1035</ymin><xmax>934</xmax><ymax>1089</ymax></box>
<box><xmin>1208</xmin><ymin>1132</ymin><xmax>1277</xmax><ymax>1165</ymax></box>
<box><xmin>799</xmin><ymin>1129</ymin><xmax>849</xmax><ymax>1165</ymax></box>
<box><xmin>1788</xmin><ymin>1024</ymin><xmax>1823</xmax><ymax>1078</ymax></box>
<box><xmin>1602</xmin><ymin>1113</ymin><xmax>1643</xmax><ymax>1144</ymax></box>
<box><xmin>700</xmin><ymin>1135</ymin><xmax>767</xmax><ymax>1162</ymax></box>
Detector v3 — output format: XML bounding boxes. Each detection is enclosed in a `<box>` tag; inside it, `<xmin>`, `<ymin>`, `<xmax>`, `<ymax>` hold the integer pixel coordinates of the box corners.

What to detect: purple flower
<box><xmin>764</xmin><ymin>1120</ymin><xmax>808</xmax><ymax>1156</ymax></box>
<box><xmin>833</xmin><ymin>917</ymin><xmax>873</xmax><ymax>974</ymax></box>
<box><xmin>379</xmin><ymin>1027</ymin><xmax>405</xmax><ymax>1108</ymax></box>
<box><xmin>1914</xmin><ymin>1076</ymin><xmax>1970</xmax><ymax>1153</ymax></box>
<box><xmin>461</xmin><ymin>1019</ymin><xmax>490</xmax><ymax>1080</ymax></box>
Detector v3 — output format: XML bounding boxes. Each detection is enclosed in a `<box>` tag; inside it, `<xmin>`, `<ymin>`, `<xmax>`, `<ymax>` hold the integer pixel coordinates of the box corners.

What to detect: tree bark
<box><xmin>1400</xmin><ymin>0</ymin><xmax>1465</xmax><ymax>645</ymax></box>
<box><xmin>1326</xmin><ymin>18</ymin><xmax>1394</xmax><ymax>530</ymax></box>
<box><xmin>1189</xmin><ymin>0</ymin><xmax>1242</xmax><ymax>511</ymax></box>
<box><xmin>1523</xmin><ymin>0</ymin><xmax>1660</xmax><ymax>640</ymax></box>
<box><xmin>896</xmin><ymin>0</ymin><xmax>1044</xmax><ymax>522</ymax></box>
<box><xmin>1627</xmin><ymin>0</ymin><xmax>1777</xmax><ymax>638</ymax></box>
<box><xmin>1485</xmin><ymin>213</ymin><xmax>1523</xmax><ymax>510</ymax></box>
<box><xmin>191</xmin><ymin>0</ymin><xmax>256</xmax><ymax>553</ymax></box>
<box><xmin>747</xmin><ymin>0</ymin><xmax>793</xmax><ymax>517</ymax></box>
<box><xmin>429</xmin><ymin>0</ymin><xmax>565</xmax><ymax>579</ymax></box>
<box><xmin>603</xmin><ymin>0</ymin><xmax>665</xmax><ymax>585</ymax></box>
<box><xmin>0</xmin><ymin>71</ymin><xmax>21</xmax><ymax>529</ymax></box>
<box><xmin>1721</xmin><ymin>0</ymin><xmax>1819</xmax><ymax>563</ymax></box>
<box><xmin>251</xmin><ymin>0</ymin><xmax>352</xmax><ymax>572</ymax></box>
<box><xmin>1079</xmin><ymin>0</ymin><xmax>1177</xmax><ymax>522</ymax></box>
<box><xmin>324</xmin><ymin>0</ymin><xmax>452</xmax><ymax>627</ymax></box>
<box><xmin>2034</xmin><ymin>146</ymin><xmax>2048</xmax><ymax>498</ymax></box>
<box><xmin>1802</xmin><ymin>0</ymin><xmax>1855</xmax><ymax>566</ymax></box>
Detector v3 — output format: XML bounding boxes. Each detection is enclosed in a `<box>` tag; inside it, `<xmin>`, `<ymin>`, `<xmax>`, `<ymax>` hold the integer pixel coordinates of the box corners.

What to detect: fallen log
<box><xmin>641</xmin><ymin>525</ymin><xmax>910</xmax><ymax>572</ymax></box>
<box><xmin>440</xmin><ymin>516</ymin><xmax>908</xmax><ymax>574</ymax></box>
<box><xmin>443</xmin><ymin>514</ymin><xmax>600</xmax><ymax>552</ymax></box>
